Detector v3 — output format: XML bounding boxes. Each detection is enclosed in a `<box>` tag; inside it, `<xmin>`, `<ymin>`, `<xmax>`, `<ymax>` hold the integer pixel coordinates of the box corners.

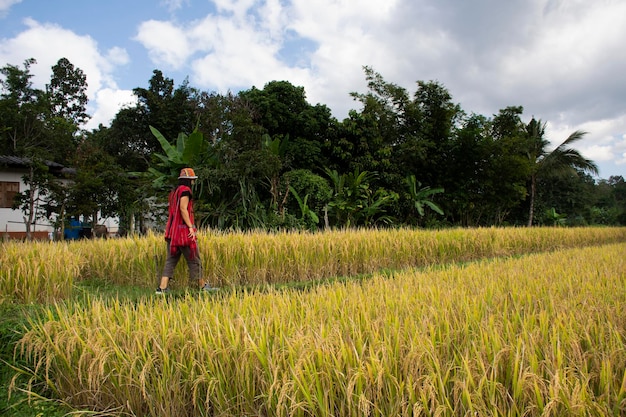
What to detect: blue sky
<box><xmin>1</xmin><ymin>0</ymin><xmax>625</xmax><ymax>179</ymax></box>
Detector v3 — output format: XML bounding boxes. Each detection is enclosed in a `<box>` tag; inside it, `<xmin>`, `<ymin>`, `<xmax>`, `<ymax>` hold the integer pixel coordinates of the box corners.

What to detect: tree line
<box><xmin>1</xmin><ymin>58</ymin><xmax>625</xmax><ymax>236</ymax></box>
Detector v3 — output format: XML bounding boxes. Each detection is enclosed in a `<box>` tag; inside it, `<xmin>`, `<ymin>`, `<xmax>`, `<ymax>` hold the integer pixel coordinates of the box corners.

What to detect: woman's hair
<box><xmin>178</xmin><ymin>178</ymin><xmax>194</xmax><ymax>188</ymax></box>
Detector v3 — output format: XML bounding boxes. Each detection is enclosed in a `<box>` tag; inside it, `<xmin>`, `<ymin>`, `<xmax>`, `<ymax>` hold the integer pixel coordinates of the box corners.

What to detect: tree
<box><xmin>67</xmin><ymin>140</ymin><xmax>130</xmax><ymax>229</ymax></box>
<box><xmin>343</xmin><ymin>67</ymin><xmax>410</xmax><ymax>187</ymax></box>
<box><xmin>43</xmin><ymin>172</ymin><xmax>72</xmax><ymax>239</ymax></box>
<box><xmin>332</xmin><ymin>109</ymin><xmax>395</xmax><ymax>182</ymax></box>
<box><xmin>133</xmin><ymin>70</ymin><xmax>195</xmax><ymax>142</ymax></box>
<box><xmin>608</xmin><ymin>176</ymin><xmax>626</xmax><ymax>225</ymax></box>
<box><xmin>536</xmin><ymin>170</ymin><xmax>597</xmax><ymax>225</ymax></box>
<box><xmin>0</xmin><ymin>58</ymin><xmax>49</xmax><ymax>157</ymax></box>
<box><xmin>261</xmin><ymin>133</ymin><xmax>289</xmax><ymax>216</ymax></box>
<box><xmin>344</xmin><ymin>68</ymin><xmax>460</xmax><ymax>223</ymax></box>
<box><xmin>98</xmin><ymin>70</ymin><xmax>195</xmax><ymax>173</ymax></box>
<box><xmin>239</xmin><ymin>80</ymin><xmax>337</xmax><ymax>173</ymax></box>
<box><xmin>95</xmin><ymin>108</ymin><xmax>149</xmax><ymax>172</ymax></box>
<box><xmin>289</xmin><ymin>186</ymin><xmax>320</xmax><ymax>229</ymax></box>
<box><xmin>545</xmin><ymin>207</ymin><xmax>567</xmax><ymax>226</ymax></box>
<box><xmin>147</xmin><ymin>125</ymin><xmax>210</xmax><ymax>190</ymax></box>
<box><xmin>47</xmin><ymin>57</ymin><xmax>89</xmax><ymax>127</ymax></box>
<box><xmin>11</xmin><ymin>160</ymin><xmax>55</xmax><ymax>239</ymax></box>
<box><xmin>186</xmin><ymin>91</ymin><xmax>273</xmax><ymax>229</ymax></box>
<box><xmin>525</xmin><ymin>118</ymin><xmax>598</xmax><ymax>226</ymax></box>
<box><xmin>1</xmin><ymin>58</ymin><xmax>72</xmax><ymax>238</ymax></box>
<box><xmin>43</xmin><ymin>58</ymin><xmax>90</xmax><ymax>165</ymax></box>
<box><xmin>452</xmin><ymin>108</ymin><xmax>529</xmax><ymax>226</ymax></box>
<box><xmin>283</xmin><ymin>169</ymin><xmax>332</xmax><ymax>222</ymax></box>
<box><xmin>408</xmin><ymin>79</ymin><xmax>462</xmax><ymax>189</ymax></box>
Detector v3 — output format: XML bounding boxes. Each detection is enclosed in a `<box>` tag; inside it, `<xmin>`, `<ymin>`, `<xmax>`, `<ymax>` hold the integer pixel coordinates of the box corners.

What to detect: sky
<box><xmin>0</xmin><ymin>0</ymin><xmax>625</xmax><ymax>179</ymax></box>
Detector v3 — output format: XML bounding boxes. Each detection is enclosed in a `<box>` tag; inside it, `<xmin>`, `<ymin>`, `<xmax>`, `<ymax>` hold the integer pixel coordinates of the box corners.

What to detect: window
<box><xmin>0</xmin><ymin>181</ymin><xmax>20</xmax><ymax>208</ymax></box>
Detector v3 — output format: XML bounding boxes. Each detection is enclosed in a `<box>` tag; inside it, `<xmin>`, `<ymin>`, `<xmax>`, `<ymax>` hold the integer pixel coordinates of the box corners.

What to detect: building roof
<box><xmin>0</xmin><ymin>155</ymin><xmax>76</xmax><ymax>175</ymax></box>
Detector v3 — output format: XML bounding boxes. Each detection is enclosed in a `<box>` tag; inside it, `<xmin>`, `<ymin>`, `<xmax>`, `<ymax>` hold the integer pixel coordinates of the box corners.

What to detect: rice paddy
<box><xmin>2</xmin><ymin>227</ymin><xmax>626</xmax><ymax>416</ymax></box>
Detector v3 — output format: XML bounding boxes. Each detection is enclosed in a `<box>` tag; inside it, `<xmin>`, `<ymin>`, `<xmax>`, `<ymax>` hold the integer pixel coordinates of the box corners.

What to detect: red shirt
<box><xmin>164</xmin><ymin>185</ymin><xmax>197</xmax><ymax>256</ymax></box>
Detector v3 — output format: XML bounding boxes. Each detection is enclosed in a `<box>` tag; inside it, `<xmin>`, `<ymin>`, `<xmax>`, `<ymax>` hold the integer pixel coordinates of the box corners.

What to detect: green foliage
<box><xmin>545</xmin><ymin>207</ymin><xmax>567</xmax><ymax>226</ymax></box>
<box><xmin>0</xmin><ymin>58</ymin><xmax>50</xmax><ymax>159</ymax></box>
<box><xmin>146</xmin><ymin>125</ymin><xmax>210</xmax><ymax>189</ymax></box>
<box><xmin>12</xmin><ymin>160</ymin><xmax>57</xmax><ymax>237</ymax></box>
<box><xmin>47</xmin><ymin>57</ymin><xmax>90</xmax><ymax>129</ymax></box>
<box><xmin>283</xmin><ymin>169</ymin><xmax>332</xmax><ymax>215</ymax></box>
<box><xmin>69</xmin><ymin>140</ymin><xmax>132</xmax><ymax>222</ymax></box>
<box><xmin>441</xmin><ymin>112</ymin><xmax>528</xmax><ymax>226</ymax></box>
<box><xmin>240</xmin><ymin>80</ymin><xmax>335</xmax><ymax>171</ymax></box>
<box><xmin>3</xmin><ymin>57</ymin><xmax>620</xmax><ymax>231</ymax></box>
<box><xmin>525</xmin><ymin>118</ymin><xmax>599</xmax><ymax>226</ymax></box>
<box><xmin>134</xmin><ymin>70</ymin><xmax>196</xmax><ymax>143</ymax></box>
<box><xmin>405</xmin><ymin>174</ymin><xmax>444</xmax><ymax>217</ymax></box>
<box><xmin>325</xmin><ymin>168</ymin><xmax>398</xmax><ymax>227</ymax></box>
<box><xmin>289</xmin><ymin>186</ymin><xmax>319</xmax><ymax>228</ymax></box>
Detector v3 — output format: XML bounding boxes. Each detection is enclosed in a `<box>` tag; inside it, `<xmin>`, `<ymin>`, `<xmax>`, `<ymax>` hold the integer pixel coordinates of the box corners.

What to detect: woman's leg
<box><xmin>181</xmin><ymin>246</ymin><xmax>201</xmax><ymax>287</ymax></box>
<box><xmin>159</xmin><ymin>241</ymin><xmax>182</xmax><ymax>290</ymax></box>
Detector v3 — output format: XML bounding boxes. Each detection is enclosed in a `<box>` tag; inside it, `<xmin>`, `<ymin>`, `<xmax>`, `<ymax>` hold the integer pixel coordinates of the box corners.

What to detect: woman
<box><xmin>156</xmin><ymin>167</ymin><xmax>217</xmax><ymax>293</ymax></box>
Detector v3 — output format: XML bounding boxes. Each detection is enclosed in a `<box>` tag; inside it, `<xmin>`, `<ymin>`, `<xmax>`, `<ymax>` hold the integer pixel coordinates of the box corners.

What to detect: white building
<box><xmin>0</xmin><ymin>155</ymin><xmax>119</xmax><ymax>239</ymax></box>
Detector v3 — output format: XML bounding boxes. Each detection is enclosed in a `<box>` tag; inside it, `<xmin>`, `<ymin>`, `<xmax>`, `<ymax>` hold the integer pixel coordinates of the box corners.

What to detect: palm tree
<box><xmin>525</xmin><ymin>118</ymin><xmax>598</xmax><ymax>226</ymax></box>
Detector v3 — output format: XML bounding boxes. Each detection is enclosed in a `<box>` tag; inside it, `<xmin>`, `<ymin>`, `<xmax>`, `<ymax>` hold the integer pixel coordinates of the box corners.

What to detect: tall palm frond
<box><xmin>526</xmin><ymin>120</ymin><xmax>598</xmax><ymax>226</ymax></box>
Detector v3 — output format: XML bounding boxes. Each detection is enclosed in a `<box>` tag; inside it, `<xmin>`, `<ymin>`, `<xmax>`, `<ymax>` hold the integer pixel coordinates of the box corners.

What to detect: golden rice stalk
<box><xmin>1</xmin><ymin>226</ymin><xmax>624</xmax><ymax>310</ymax></box>
<box><xmin>15</xmin><ymin>242</ymin><xmax>626</xmax><ymax>416</ymax></box>
<box><xmin>0</xmin><ymin>241</ymin><xmax>81</xmax><ymax>304</ymax></box>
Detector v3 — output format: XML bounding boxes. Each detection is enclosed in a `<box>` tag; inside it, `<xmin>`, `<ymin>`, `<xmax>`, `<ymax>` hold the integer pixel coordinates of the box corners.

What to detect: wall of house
<box><xmin>0</xmin><ymin>170</ymin><xmax>121</xmax><ymax>240</ymax></box>
<box><xmin>0</xmin><ymin>170</ymin><xmax>54</xmax><ymax>238</ymax></box>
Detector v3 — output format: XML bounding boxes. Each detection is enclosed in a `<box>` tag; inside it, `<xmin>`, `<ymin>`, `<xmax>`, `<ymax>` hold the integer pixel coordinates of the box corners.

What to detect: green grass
<box><xmin>0</xmin><ymin>304</ymin><xmax>70</xmax><ymax>416</ymax></box>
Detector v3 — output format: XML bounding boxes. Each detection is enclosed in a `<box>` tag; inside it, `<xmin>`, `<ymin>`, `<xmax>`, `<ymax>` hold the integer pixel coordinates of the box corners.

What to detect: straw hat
<box><xmin>178</xmin><ymin>168</ymin><xmax>198</xmax><ymax>179</ymax></box>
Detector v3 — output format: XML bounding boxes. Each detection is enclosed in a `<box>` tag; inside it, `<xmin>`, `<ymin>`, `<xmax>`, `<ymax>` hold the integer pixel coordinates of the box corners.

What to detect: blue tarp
<box><xmin>64</xmin><ymin>218</ymin><xmax>82</xmax><ymax>240</ymax></box>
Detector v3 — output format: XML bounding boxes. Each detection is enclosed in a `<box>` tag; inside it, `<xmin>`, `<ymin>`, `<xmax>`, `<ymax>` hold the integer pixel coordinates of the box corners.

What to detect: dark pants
<box><xmin>162</xmin><ymin>241</ymin><xmax>201</xmax><ymax>281</ymax></box>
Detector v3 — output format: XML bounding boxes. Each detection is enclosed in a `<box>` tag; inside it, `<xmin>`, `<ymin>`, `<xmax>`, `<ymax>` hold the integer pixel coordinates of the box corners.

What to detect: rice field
<box><xmin>0</xmin><ymin>241</ymin><xmax>81</xmax><ymax>304</ymax></box>
<box><xmin>1</xmin><ymin>226</ymin><xmax>625</xmax><ymax>303</ymax></box>
<box><xmin>3</xmin><ymin>227</ymin><xmax>626</xmax><ymax>416</ymax></box>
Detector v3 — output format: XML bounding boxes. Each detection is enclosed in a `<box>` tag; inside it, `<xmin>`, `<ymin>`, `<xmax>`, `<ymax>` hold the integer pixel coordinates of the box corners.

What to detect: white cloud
<box><xmin>289</xmin><ymin>0</ymin><xmax>399</xmax><ymax>37</ymax></box>
<box><xmin>582</xmin><ymin>145</ymin><xmax>614</xmax><ymax>163</ymax></box>
<box><xmin>212</xmin><ymin>0</ymin><xmax>258</xmax><ymax>18</ymax></box>
<box><xmin>132</xmin><ymin>0</ymin><xmax>406</xmax><ymax>116</ymax></box>
<box><xmin>189</xmin><ymin>15</ymin><xmax>286</xmax><ymax>90</ymax></box>
<box><xmin>257</xmin><ymin>0</ymin><xmax>287</xmax><ymax>38</ymax></box>
<box><xmin>283</xmin><ymin>0</ymin><xmax>448</xmax><ymax>116</ymax></box>
<box><xmin>545</xmin><ymin>114</ymin><xmax>626</xmax><ymax>174</ymax></box>
<box><xmin>0</xmin><ymin>0</ymin><xmax>21</xmax><ymax>16</ymax></box>
<box><xmin>0</xmin><ymin>19</ymin><xmax>120</xmax><ymax>92</ymax></box>
<box><xmin>106</xmin><ymin>46</ymin><xmax>130</xmax><ymax>66</ymax></box>
<box><xmin>0</xmin><ymin>18</ymin><xmax>132</xmax><ymax>129</ymax></box>
<box><xmin>134</xmin><ymin>9</ymin><xmax>304</xmax><ymax>93</ymax></box>
<box><xmin>85</xmin><ymin>88</ymin><xmax>136</xmax><ymax>131</ymax></box>
<box><xmin>161</xmin><ymin>0</ymin><xmax>188</xmax><ymax>12</ymax></box>
<box><xmin>614</xmin><ymin>135</ymin><xmax>626</xmax><ymax>166</ymax></box>
<box><xmin>2</xmin><ymin>0</ymin><xmax>625</xmax><ymax>177</ymax></box>
<box><xmin>498</xmin><ymin>1</ymin><xmax>626</xmax><ymax>100</ymax></box>
<box><xmin>134</xmin><ymin>20</ymin><xmax>194</xmax><ymax>70</ymax></box>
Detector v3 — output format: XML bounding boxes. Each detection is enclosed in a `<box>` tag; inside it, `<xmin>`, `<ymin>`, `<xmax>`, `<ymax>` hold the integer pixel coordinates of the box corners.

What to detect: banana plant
<box><xmin>289</xmin><ymin>186</ymin><xmax>319</xmax><ymax>228</ymax></box>
<box><xmin>545</xmin><ymin>207</ymin><xmax>567</xmax><ymax>226</ymax></box>
<box><xmin>143</xmin><ymin>125</ymin><xmax>212</xmax><ymax>190</ymax></box>
<box><xmin>325</xmin><ymin>168</ymin><xmax>397</xmax><ymax>227</ymax></box>
<box><xmin>405</xmin><ymin>174</ymin><xmax>444</xmax><ymax>217</ymax></box>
